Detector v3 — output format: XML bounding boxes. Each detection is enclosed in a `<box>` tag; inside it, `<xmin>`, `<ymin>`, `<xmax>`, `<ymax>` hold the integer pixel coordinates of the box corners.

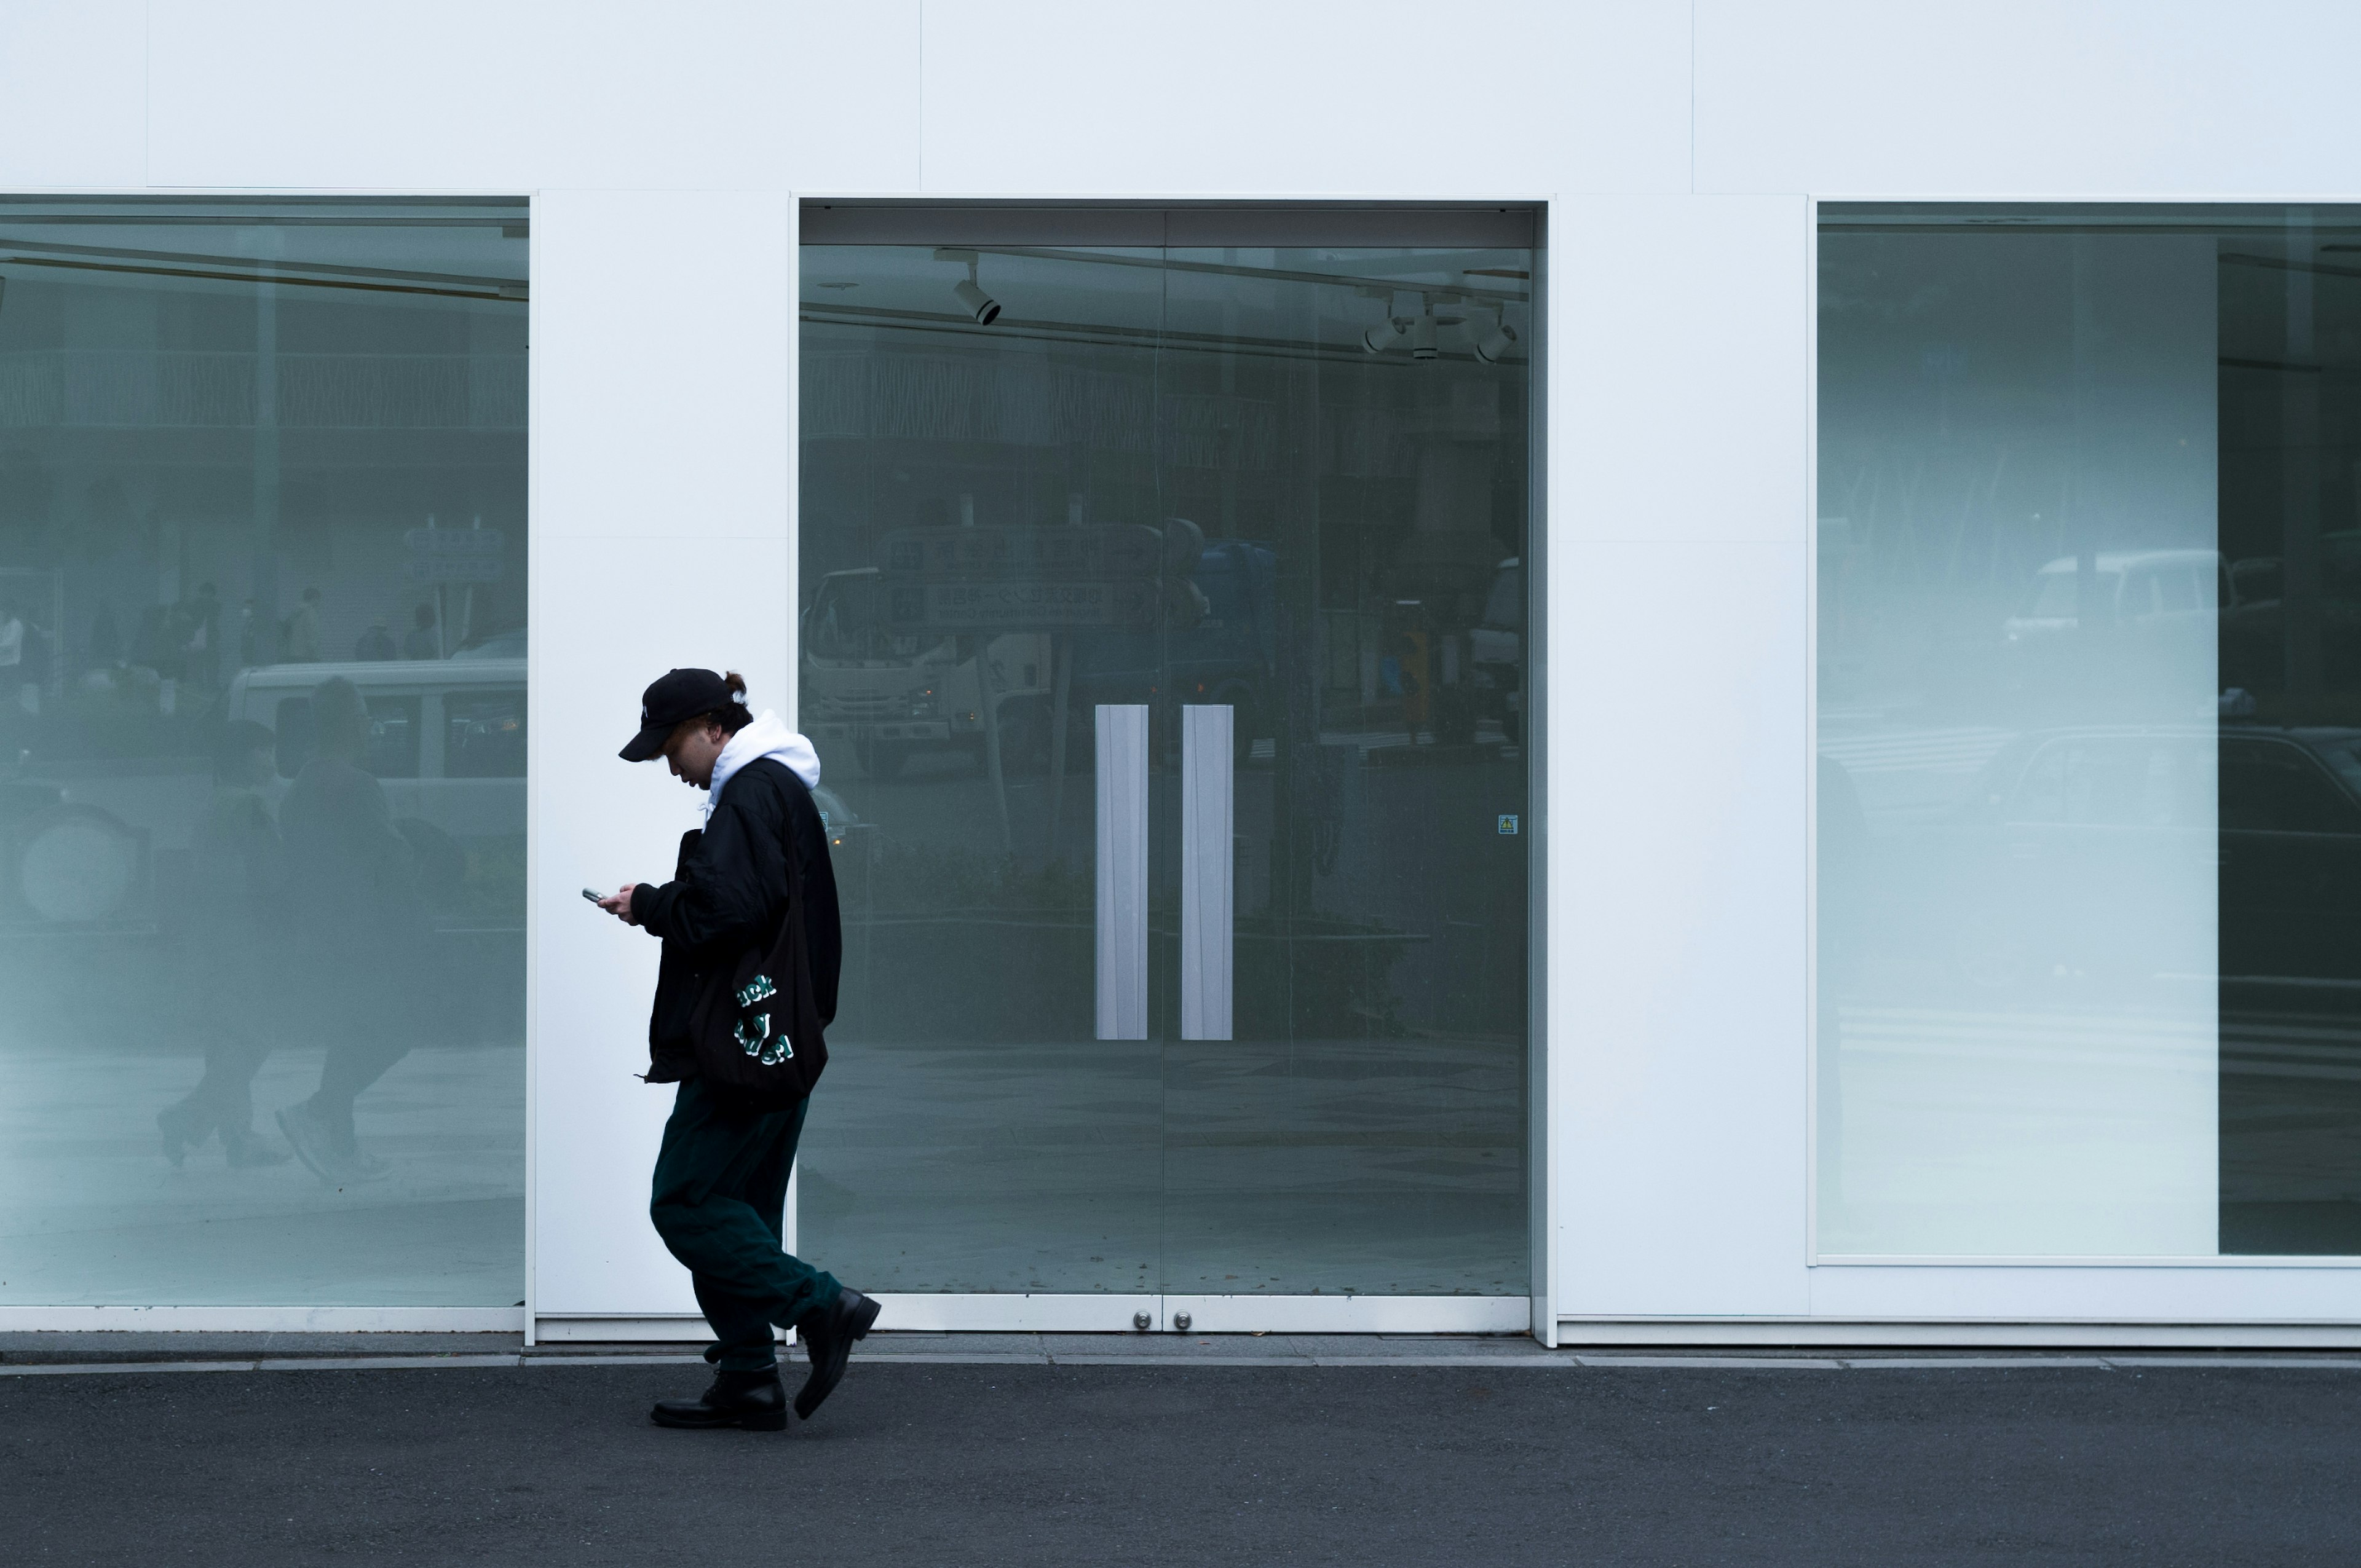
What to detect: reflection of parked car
<box><xmin>450</xmin><ymin>626</ymin><xmax>526</xmax><ymax>661</ymax></box>
<box><xmin>2220</xmin><ymin>531</ymin><xmax>2361</xmax><ymax>691</ymax></box>
<box><xmin>1905</xmin><ymin>723</ymin><xmax>2361</xmax><ymax>991</ymax></box>
<box><xmin>2003</xmin><ymin>550</ymin><xmax>2229</xmax><ymax>644</ymax></box>
<box><xmin>810</xmin><ymin>783</ymin><xmax>873</xmax><ymax>850</ymax></box>
<box><xmin>1</xmin><ymin>746</ymin><xmax>148</xmax><ymax>926</ymax></box>
<box><xmin>223</xmin><ymin>660</ymin><xmax>526</xmax><ymax>841</ymax></box>
<box><xmin>1996</xmin><ymin>551</ymin><xmax>2228</xmax><ymax>707</ymax></box>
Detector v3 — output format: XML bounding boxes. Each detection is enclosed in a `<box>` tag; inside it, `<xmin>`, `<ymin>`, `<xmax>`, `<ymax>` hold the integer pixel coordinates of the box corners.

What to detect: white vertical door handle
<box><xmin>1095</xmin><ymin>704</ymin><xmax>1149</xmax><ymax>1041</ymax></box>
<box><xmin>1180</xmin><ymin>704</ymin><xmax>1233</xmax><ymax>1041</ymax></box>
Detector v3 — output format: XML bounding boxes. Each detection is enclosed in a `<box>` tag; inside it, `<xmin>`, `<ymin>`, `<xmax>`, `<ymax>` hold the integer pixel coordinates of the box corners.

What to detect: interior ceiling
<box><xmin>799</xmin><ymin>244</ymin><xmax>1533</xmax><ymax>358</ymax></box>
<box><xmin>0</xmin><ymin>203</ymin><xmax>529</xmax><ymax>301</ymax></box>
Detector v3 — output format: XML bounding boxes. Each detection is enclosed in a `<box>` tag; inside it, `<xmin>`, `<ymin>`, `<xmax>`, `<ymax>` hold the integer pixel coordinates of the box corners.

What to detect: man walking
<box><xmin>598</xmin><ymin>667</ymin><xmax>877</xmax><ymax>1428</ymax></box>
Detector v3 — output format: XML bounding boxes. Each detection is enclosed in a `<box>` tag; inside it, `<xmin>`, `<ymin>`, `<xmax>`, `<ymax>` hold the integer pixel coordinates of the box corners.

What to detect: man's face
<box><xmin>662</xmin><ymin>720</ymin><xmax>730</xmax><ymax>789</ymax></box>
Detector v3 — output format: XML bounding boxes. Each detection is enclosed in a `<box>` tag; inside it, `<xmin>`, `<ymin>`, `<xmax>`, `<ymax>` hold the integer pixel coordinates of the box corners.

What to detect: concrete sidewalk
<box><xmin>4</xmin><ymin>1337</ymin><xmax>2359</xmax><ymax>1565</ymax></box>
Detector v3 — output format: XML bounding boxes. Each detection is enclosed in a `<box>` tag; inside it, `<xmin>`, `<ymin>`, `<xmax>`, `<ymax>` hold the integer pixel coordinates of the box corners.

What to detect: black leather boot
<box><xmin>793</xmin><ymin>1288</ymin><xmax>881</xmax><ymax>1420</ymax></box>
<box><xmin>651</xmin><ymin>1368</ymin><xmax>788</xmax><ymax>1431</ymax></box>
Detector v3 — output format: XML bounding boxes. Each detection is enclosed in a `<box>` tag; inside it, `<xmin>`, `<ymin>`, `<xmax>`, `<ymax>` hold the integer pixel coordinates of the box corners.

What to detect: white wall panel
<box><xmin>1543</xmin><ymin>194</ymin><xmax>1812</xmax><ymax>1321</ymax></box>
<box><xmin>529</xmin><ymin>189</ymin><xmax>794</xmax><ymax>1320</ymax></box>
<box><xmin>1695</xmin><ymin>0</ymin><xmax>2361</xmax><ymax>196</ymax></box>
<box><xmin>918</xmin><ymin>0</ymin><xmax>1691</xmax><ymax>196</ymax></box>
<box><xmin>1808</xmin><ymin>1264</ymin><xmax>2361</xmax><ymax>1323</ymax></box>
<box><xmin>532</xmin><ymin>189</ymin><xmax>792</xmax><ymax>542</ymax></box>
<box><xmin>144</xmin><ymin>1</ymin><xmax>921</xmax><ymax>192</ymax></box>
<box><xmin>529</xmin><ymin>532</ymin><xmax>794</xmax><ymax>1317</ymax></box>
<box><xmin>0</xmin><ymin>3</ymin><xmax>146</xmax><ymax>187</ymax></box>
<box><xmin>786</xmin><ymin>1</ymin><xmax>923</xmax><ymax>193</ymax></box>
<box><xmin>1551</xmin><ymin>540</ymin><xmax>1809</xmax><ymax>1318</ymax></box>
<box><xmin>1560</xmin><ymin>193</ymin><xmax>1808</xmax><ymax>543</ymax></box>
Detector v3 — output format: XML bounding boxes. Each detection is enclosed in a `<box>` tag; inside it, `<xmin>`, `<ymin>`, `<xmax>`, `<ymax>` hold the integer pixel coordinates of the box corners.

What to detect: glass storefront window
<box><xmin>0</xmin><ymin>199</ymin><xmax>528</xmax><ymax>1305</ymax></box>
<box><xmin>798</xmin><ymin>210</ymin><xmax>1535</xmax><ymax>1298</ymax></box>
<box><xmin>1819</xmin><ymin>203</ymin><xmax>2361</xmax><ymax>1257</ymax></box>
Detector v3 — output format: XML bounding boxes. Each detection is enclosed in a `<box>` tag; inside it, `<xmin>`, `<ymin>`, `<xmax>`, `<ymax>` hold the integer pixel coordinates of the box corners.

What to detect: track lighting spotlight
<box><xmin>954</xmin><ymin>274</ymin><xmax>1000</xmax><ymax>325</ymax></box>
<box><xmin>1408</xmin><ymin>308</ymin><xmax>1438</xmax><ymax>361</ymax></box>
<box><xmin>935</xmin><ymin>248</ymin><xmax>1001</xmax><ymax>325</ymax></box>
<box><xmin>1472</xmin><ymin>309</ymin><xmax>1519</xmax><ymax>364</ymax></box>
<box><xmin>1362</xmin><ymin>318</ymin><xmax>1404</xmax><ymax>354</ymax></box>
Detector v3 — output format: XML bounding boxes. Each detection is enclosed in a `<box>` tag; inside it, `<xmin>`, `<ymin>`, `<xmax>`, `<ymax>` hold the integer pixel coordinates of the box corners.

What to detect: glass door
<box><xmin>1147</xmin><ymin>238</ymin><xmax>1532</xmax><ymax>1315</ymax></box>
<box><xmin>797</xmin><ymin>211</ymin><xmax>1533</xmax><ymax>1325</ymax></box>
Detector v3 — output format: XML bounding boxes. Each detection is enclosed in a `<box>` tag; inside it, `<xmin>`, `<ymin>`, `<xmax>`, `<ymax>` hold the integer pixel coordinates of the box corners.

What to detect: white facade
<box><xmin>7</xmin><ymin>0</ymin><xmax>2360</xmax><ymax>1344</ymax></box>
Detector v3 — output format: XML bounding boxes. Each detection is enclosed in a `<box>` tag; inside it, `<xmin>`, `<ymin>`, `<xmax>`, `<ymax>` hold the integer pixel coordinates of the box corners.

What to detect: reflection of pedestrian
<box><xmin>184</xmin><ymin>582</ymin><xmax>221</xmax><ymax>690</ymax></box>
<box><xmin>237</xmin><ymin>597</ymin><xmax>258</xmax><ymax>669</ymax></box>
<box><xmin>15</xmin><ymin>608</ymin><xmax>47</xmax><ymax>714</ymax></box>
<box><xmin>282</xmin><ymin>587</ymin><xmax>322</xmax><ymax>663</ymax></box>
<box><xmin>90</xmin><ymin>602</ymin><xmax>121</xmax><ymax>665</ymax></box>
<box><xmin>0</xmin><ymin>598</ymin><xmax>26</xmax><ymax>714</ymax></box>
<box><xmin>354</xmin><ymin>617</ymin><xmax>396</xmax><ymax>661</ymax></box>
<box><xmin>599</xmin><ymin>668</ymin><xmax>873</xmax><ymax>1430</ymax></box>
<box><xmin>274</xmin><ymin>677</ymin><xmax>423</xmax><ymax>1183</ymax></box>
<box><xmin>132</xmin><ymin>603</ymin><xmax>181</xmax><ymax>714</ymax></box>
<box><xmin>402</xmin><ymin>604</ymin><xmax>440</xmax><ymax>660</ymax></box>
<box><xmin>157</xmin><ymin>720</ymin><xmax>292</xmax><ymax>1168</ymax></box>
<box><xmin>132</xmin><ymin>604</ymin><xmax>176</xmax><ymax>677</ymax></box>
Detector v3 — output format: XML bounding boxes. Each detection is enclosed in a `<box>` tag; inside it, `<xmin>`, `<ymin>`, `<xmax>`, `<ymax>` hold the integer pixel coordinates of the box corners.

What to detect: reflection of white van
<box><xmin>2003</xmin><ymin>550</ymin><xmax>2231</xmax><ymax>644</ymax></box>
<box><xmin>223</xmin><ymin>659</ymin><xmax>526</xmax><ymax>841</ymax></box>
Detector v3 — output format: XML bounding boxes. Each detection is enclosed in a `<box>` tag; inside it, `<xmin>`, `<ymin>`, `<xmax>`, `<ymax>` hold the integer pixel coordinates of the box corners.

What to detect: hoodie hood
<box><xmin>705</xmin><ymin>709</ymin><xmax>820</xmax><ymax>818</ymax></box>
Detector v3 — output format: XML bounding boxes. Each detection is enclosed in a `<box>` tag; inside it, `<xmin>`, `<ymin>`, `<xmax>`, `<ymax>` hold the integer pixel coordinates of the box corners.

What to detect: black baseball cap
<box><xmin>619</xmin><ymin>668</ymin><xmax>734</xmax><ymax>761</ymax></box>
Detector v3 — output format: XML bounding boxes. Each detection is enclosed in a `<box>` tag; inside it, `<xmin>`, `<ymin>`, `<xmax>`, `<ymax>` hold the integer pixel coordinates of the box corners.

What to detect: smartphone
<box><xmin>582</xmin><ymin>888</ymin><xmax>603</xmax><ymax>904</ymax></box>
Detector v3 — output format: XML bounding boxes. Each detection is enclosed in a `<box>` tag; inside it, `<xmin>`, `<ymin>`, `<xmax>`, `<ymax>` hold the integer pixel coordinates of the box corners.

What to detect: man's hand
<box><xmin>598</xmin><ymin>884</ymin><xmax>640</xmax><ymax>925</ymax></box>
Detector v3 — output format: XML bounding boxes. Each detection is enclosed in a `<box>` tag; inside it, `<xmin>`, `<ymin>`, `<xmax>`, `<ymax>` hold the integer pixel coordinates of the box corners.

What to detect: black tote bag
<box><xmin>684</xmin><ymin>821</ymin><xmax>829</xmax><ymax>1109</ymax></box>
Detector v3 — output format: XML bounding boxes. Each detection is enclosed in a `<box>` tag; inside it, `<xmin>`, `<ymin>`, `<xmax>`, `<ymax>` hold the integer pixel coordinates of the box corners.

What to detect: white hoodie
<box><xmin>705</xmin><ymin>709</ymin><xmax>821</xmax><ymax>819</ymax></box>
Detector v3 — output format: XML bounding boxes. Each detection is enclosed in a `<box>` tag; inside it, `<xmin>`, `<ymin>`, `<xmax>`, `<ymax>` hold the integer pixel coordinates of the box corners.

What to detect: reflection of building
<box><xmin>4</xmin><ymin>7</ymin><xmax>2361</xmax><ymax>1353</ymax></box>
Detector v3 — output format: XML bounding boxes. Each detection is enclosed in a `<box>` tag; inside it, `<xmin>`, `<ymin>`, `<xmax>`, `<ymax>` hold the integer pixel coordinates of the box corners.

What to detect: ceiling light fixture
<box><xmin>1471</xmin><ymin>307</ymin><xmax>1519</xmax><ymax>364</ymax></box>
<box><xmin>934</xmin><ymin>248</ymin><xmax>1000</xmax><ymax>325</ymax></box>
<box><xmin>1407</xmin><ymin>306</ymin><xmax>1438</xmax><ymax>361</ymax></box>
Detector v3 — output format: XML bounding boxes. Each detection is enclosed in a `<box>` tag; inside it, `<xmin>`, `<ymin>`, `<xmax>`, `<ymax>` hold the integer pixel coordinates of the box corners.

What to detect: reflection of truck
<box><xmin>802</xmin><ymin>539</ymin><xmax>1278</xmax><ymax>778</ymax></box>
<box><xmin>801</xmin><ymin>569</ymin><xmax>1043</xmax><ymax>779</ymax></box>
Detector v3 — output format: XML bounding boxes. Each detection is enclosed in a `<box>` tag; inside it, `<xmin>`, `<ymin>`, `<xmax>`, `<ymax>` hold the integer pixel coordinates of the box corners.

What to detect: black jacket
<box><xmin>628</xmin><ymin>757</ymin><xmax>841</xmax><ymax>1083</ymax></box>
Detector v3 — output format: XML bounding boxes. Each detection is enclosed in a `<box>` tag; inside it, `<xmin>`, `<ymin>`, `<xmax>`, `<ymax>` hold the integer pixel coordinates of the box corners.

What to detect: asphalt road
<box><xmin>4</xmin><ymin>1360</ymin><xmax>2358</xmax><ymax>1566</ymax></box>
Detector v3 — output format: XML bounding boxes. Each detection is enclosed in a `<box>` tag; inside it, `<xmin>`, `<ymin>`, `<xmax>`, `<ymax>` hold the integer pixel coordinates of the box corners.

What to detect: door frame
<box><xmin>761</xmin><ymin>194</ymin><xmax>1557</xmax><ymax>1339</ymax></box>
<box><xmin>535</xmin><ymin>1294</ymin><xmax>1530</xmax><ymax>1341</ymax></box>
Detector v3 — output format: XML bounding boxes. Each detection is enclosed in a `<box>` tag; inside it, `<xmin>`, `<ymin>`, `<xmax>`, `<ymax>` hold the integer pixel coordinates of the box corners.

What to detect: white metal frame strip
<box><xmin>1094</xmin><ymin>703</ymin><xmax>1150</xmax><ymax>1039</ymax></box>
<box><xmin>1179</xmin><ymin>703</ymin><xmax>1233</xmax><ymax>1041</ymax></box>
<box><xmin>538</xmin><ymin>1293</ymin><xmax>1530</xmax><ymax>1339</ymax></box>
<box><xmin>0</xmin><ymin>1307</ymin><xmax>525</xmax><ymax>1333</ymax></box>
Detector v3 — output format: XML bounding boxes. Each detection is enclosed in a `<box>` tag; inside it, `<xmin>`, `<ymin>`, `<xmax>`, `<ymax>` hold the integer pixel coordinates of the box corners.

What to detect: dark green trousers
<box><xmin>649</xmin><ymin>1077</ymin><xmax>842</xmax><ymax>1373</ymax></box>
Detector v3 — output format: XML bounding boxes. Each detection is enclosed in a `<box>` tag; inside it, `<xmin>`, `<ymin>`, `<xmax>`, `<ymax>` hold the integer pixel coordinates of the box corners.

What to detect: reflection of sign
<box><xmin>885</xmin><ymin>580</ymin><xmax>1156</xmax><ymax>631</ymax></box>
<box><xmin>872</xmin><ymin>524</ymin><xmax>1192</xmax><ymax>630</ymax></box>
<box><xmin>404</xmin><ymin>527</ymin><xmax>506</xmax><ymax>584</ymax></box>
<box><xmin>878</xmin><ymin>525</ymin><xmax>1165</xmax><ymax>582</ymax></box>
